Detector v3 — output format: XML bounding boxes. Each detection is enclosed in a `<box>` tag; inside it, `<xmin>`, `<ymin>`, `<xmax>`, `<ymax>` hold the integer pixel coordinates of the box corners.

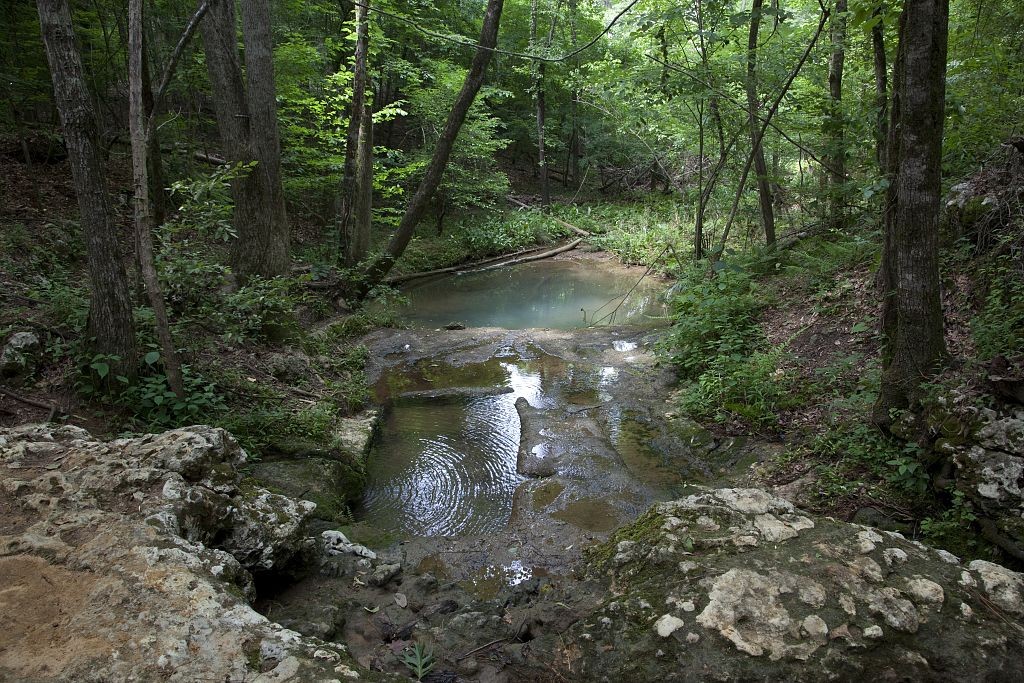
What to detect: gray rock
<box><xmin>554</xmin><ymin>487</ymin><xmax>1024</xmax><ymax>682</ymax></box>
<box><xmin>0</xmin><ymin>331</ymin><xmax>40</xmax><ymax>378</ymax></box>
<box><xmin>368</xmin><ymin>562</ymin><xmax>402</xmax><ymax>587</ymax></box>
<box><xmin>0</xmin><ymin>424</ymin><xmax>364</xmax><ymax>682</ymax></box>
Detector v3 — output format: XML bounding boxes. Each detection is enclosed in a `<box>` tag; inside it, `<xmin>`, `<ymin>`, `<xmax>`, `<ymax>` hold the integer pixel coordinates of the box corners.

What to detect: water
<box><xmin>398</xmin><ymin>259</ymin><xmax>667</xmax><ymax>329</ymax></box>
<box><xmin>360</xmin><ymin>357</ymin><xmax>559</xmax><ymax>536</ymax></box>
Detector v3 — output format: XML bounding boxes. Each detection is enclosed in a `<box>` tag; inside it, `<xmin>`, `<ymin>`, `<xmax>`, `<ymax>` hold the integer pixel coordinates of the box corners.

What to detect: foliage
<box><xmin>216</xmin><ymin>277</ymin><xmax>308</xmax><ymax>345</ymax></box>
<box><xmin>676</xmin><ymin>349</ymin><xmax>795</xmax><ymax>429</ymax></box>
<box><xmin>399</xmin><ymin>642</ymin><xmax>435</xmax><ymax>681</ymax></box>
<box><xmin>117</xmin><ymin>365</ymin><xmax>226</xmax><ymax>429</ymax></box>
<box><xmin>662</xmin><ymin>266</ymin><xmax>765</xmax><ymax>379</ymax></box>
<box><xmin>971</xmin><ymin>257</ymin><xmax>1024</xmax><ymax>360</ymax></box>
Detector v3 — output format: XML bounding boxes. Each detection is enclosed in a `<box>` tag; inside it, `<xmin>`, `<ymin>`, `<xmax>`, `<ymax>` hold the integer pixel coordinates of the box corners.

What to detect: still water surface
<box><xmin>398</xmin><ymin>259</ymin><xmax>667</xmax><ymax>329</ymax></box>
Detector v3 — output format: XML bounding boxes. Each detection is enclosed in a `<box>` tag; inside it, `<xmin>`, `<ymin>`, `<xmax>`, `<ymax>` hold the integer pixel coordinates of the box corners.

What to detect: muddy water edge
<box><xmin>255</xmin><ymin>256</ymin><xmax>769</xmax><ymax>681</ymax></box>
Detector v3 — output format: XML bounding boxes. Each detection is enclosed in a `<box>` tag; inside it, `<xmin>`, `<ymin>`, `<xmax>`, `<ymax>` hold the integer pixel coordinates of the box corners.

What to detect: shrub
<box><xmin>663</xmin><ymin>266</ymin><xmax>765</xmax><ymax>379</ymax></box>
<box><xmin>971</xmin><ymin>258</ymin><xmax>1024</xmax><ymax>360</ymax></box>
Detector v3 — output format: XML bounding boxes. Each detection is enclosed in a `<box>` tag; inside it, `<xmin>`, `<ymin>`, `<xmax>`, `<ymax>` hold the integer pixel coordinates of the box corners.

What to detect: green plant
<box><xmin>663</xmin><ymin>266</ymin><xmax>765</xmax><ymax>379</ymax></box>
<box><xmin>399</xmin><ymin>642</ymin><xmax>435</xmax><ymax>681</ymax></box>
<box><xmin>885</xmin><ymin>442</ymin><xmax>931</xmax><ymax>495</ymax></box>
<box><xmin>217</xmin><ymin>276</ymin><xmax>307</xmax><ymax>344</ymax></box>
<box><xmin>117</xmin><ymin>365</ymin><xmax>226</xmax><ymax>428</ymax></box>
<box><xmin>971</xmin><ymin>257</ymin><xmax>1024</xmax><ymax>360</ymax></box>
<box><xmin>920</xmin><ymin>490</ymin><xmax>979</xmax><ymax>551</ymax></box>
<box><xmin>676</xmin><ymin>349</ymin><xmax>796</xmax><ymax>428</ymax></box>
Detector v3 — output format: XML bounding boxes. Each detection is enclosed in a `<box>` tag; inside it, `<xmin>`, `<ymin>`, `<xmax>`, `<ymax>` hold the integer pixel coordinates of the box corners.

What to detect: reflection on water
<box><xmin>399</xmin><ymin>259</ymin><xmax>666</xmax><ymax>329</ymax></box>
<box><xmin>360</xmin><ymin>359</ymin><xmax>559</xmax><ymax>536</ymax></box>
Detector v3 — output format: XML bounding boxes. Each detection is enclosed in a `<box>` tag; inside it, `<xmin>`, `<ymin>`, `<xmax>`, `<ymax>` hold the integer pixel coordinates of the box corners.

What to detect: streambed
<box><xmin>261</xmin><ymin>254</ymin><xmax>765</xmax><ymax>678</ymax></box>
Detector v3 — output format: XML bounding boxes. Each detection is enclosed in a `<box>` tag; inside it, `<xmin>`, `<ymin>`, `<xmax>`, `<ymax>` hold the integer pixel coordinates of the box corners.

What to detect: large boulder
<box><xmin>0</xmin><ymin>424</ymin><xmax>375</xmax><ymax>682</ymax></box>
<box><xmin>552</xmin><ymin>487</ymin><xmax>1024</xmax><ymax>682</ymax></box>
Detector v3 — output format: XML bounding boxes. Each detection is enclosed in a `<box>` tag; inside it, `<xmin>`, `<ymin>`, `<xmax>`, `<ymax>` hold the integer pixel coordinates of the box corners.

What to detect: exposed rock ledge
<box><xmin>0</xmin><ymin>424</ymin><xmax>377</xmax><ymax>682</ymax></box>
<box><xmin>558</xmin><ymin>488</ymin><xmax>1024</xmax><ymax>681</ymax></box>
<box><xmin>4</xmin><ymin>424</ymin><xmax>1024</xmax><ymax>682</ymax></box>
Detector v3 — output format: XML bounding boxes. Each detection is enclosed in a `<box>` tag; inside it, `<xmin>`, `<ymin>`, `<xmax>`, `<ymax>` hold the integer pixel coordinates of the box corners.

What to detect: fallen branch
<box><xmin>475</xmin><ymin>238</ymin><xmax>583</xmax><ymax>271</ymax></box>
<box><xmin>0</xmin><ymin>386</ymin><xmax>72</xmax><ymax>421</ymax></box>
<box><xmin>383</xmin><ymin>244</ymin><xmax>552</xmax><ymax>285</ymax></box>
<box><xmin>507</xmin><ymin>197</ymin><xmax>591</xmax><ymax>237</ymax></box>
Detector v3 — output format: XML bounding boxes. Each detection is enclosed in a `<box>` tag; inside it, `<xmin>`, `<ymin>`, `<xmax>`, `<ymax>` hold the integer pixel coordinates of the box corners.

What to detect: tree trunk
<box><xmin>871</xmin><ymin>6</ymin><xmax>889</xmax><ymax>169</ymax></box>
<box><xmin>824</xmin><ymin>0</ymin><xmax>847</xmax><ymax>230</ymax></box>
<box><xmin>239</xmin><ymin>0</ymin><xmax>290</xmax><ymax>277</ymax></box>
<box><xmin>352</xmin><ymin>36</ymin><xmax>374</xmax><ymax>267</ymax></box>
<box><xmin>128</xmin><ymin>0</ymin><xmax>194</xmax><ymax>398</ymax></box>
<box><xmin>37</xmin><ymin>0</ymin><xmax>137</xmax><ymax>377</ymax></box>
<box><xmin>746</xmin><ymin>0</ymin><xmax>776</xmax><ymax>247</ymax></box>
<box><xmin>530</xmin><ymin>0</ymin><xmax>550</xmax><ymax>207</ymax></box>
<box><xmin>201</xmin><ymin>0</ymin><xmax>289</xmax><ymax>282</ymax></box>
<box><xmin>342</xmin><ymin>0</ymin><xmax>373</xmax><ymax>267</ymax></box>
<box><xmin>360</xmin><ymin>0</ymin><xmax>505</xmax><ymax>290</ymax></box>
<box><xmin>873</xmin><ymin>0</ymin><xmax>949</xmax><ymax>426</ymax></box>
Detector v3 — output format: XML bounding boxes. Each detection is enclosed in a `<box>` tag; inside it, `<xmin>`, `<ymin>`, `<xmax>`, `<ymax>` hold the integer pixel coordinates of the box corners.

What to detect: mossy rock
<box><xmin>249</xmin><ymin>457</ymin><xmax>364</xmax><ymax>524</ymax></box>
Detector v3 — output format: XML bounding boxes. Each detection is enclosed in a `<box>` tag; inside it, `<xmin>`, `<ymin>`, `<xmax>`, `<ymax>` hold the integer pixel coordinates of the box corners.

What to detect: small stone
<box><xmin>686</xmin><ymin>632</ymin><xmax>700</xmax><ymax>644</ymax></box>
<box><xmin>443</xmin><ymin>322</ymin><xmax>466</xmax><ymax>330</ymax></box>
<box><xmin>801</xmin><ymin>615</ymin><xmax>828</xmax><ymax>640</ymax></box>
<box><xmin>654</xmin><ymin>614</ymin><xmax>685</xmax><ymax>638</ymax></box>
<box><xmin>959</xmin><ymin>571</ymin><xmax>977</xmax><ymax>587</ymax></box>
<box><xmin>678</xmin><ymin>560</ymin><xmax>698</xmax><ymax>573</ymax></box>
<box><xmin>960</xmin><ymin>602</ymin><xmax>973</xmax><ymax>619</ymax></box>
<box><xmin>681</xmin><ymin>600</ymin><xmax>695</xmax><ymax>613</ymax></box>
<box><xmin>905</xmin><ymin>578</ymin><xmax>944</xmax><ymax>606</ymax></box>
<box><xmin>863</xmin><ymin>625</ymin><xmax>884</xmax><ymax>639</ymax></box>
<box><xmin>882</xmin><ymin>547</ymin><xmax>909</xmax><ymax>567</ymax></box>
<box><xmin>936</xmin><ymin>549</ymin><xmax>961</xmax><ymax>564</ymax></box>
<box><xmin>368</xmin><ymin>563</ymin><xmax>401</xmax><ymax>587</ymax></box>
<box><xmin>799</xmin><ymin>582</ymin><xmax>827</xmax><ymax>608</ymax></box>
<box><xmin>394</xmin><ymin>593</ymin><xmax>408</xmax><ymax>608</ymax></box>
<box><xmin>313</xmin><ymin>649</ymin><xmax>340</xmax><ymax>662</ymax></box>
<box><xmin>839</xmin><ymin>594</ymin><xmax>857</xmax><ymax>616</ymax></box>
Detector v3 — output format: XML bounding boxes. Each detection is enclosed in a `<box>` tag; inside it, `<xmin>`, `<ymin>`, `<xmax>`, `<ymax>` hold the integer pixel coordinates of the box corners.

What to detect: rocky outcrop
<box><xmin>556</xmin><ymin>488</ymin><xmax>1024</xmax><ymax>682</ymax></box>
<box><xmin>249</xmin><ymin>410</ymin><xmax>379</xmax><ymax>525</ymax></box>
<box><xmin>0</xmin><ymin>424</ymin><xmax>375</xmax><ymax>682</ymax></box>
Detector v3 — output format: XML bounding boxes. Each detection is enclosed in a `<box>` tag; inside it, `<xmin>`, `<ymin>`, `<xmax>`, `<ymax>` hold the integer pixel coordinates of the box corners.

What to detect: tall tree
<box><xmin>201</xmin><ymin>0</ymin><xmax>290</xmax><ymax>281</ymax></box>
<box><xmin>873</xmin><ymin>0</ymin><xmax>949</xmax><ymax>425</ymax></box>
<box><xmin>128</xmin><ymin>0</ymin><xmax>211</xmax><ymax>399</ymax></box>
<box><xmin>361</xmin><ymin>0</ymin><xmax>506</xmax><ymax>290</ymax></box>
<box><xmin>340</xmin><ymin>0</ymin><xmax>373</xmax><ymax>267</ymax></box>
<box><xmin>745</xmin><ymin>0</ymin><xmax>776</xmax><ymax>247</ymax></box>
<box><xmin>823</xmin><ymin>0</ymin><xmax>848</xmax><ymax>230</ymax></box>
<box><xmin>37</xmin><ymin>0</ymin><xmax>137</xmax><ymax>376</ymax></box>
<box><xmin>871</xmin><ymin>5</ymin><xmax>889</xmax><ymax>169</ymax></box>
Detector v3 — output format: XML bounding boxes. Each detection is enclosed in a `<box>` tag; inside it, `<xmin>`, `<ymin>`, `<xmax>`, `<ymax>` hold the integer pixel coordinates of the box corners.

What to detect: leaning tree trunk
<box><xmin>746</xmin><ymin>0</ymin><xmax>776</xmax><ymax>247</ymax></box>
<box><xmin>823</xmin><ymin>0</ymin><xmax>847</xmax><ymax>231</ymax></box>
<box><xmin>360</xmin><ymin>0</ymin><xmax>505</xmax><ymax>291</ymax></box>
<box><xmin>37</xmin><ymin>0</ymin><xmax>137</xmax><ymax>377</ymax></box>
<box><xmin>873</xmin><ymin>0</ymin><xmax>949</xmax><ymax>426</ymax></box>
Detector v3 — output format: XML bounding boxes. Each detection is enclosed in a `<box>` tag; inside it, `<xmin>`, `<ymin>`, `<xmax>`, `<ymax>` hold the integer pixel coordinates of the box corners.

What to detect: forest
<box><xmin>2</xmin><ymin>0</ymin><xmax>1024</xmax><ymax>680</ymax></box>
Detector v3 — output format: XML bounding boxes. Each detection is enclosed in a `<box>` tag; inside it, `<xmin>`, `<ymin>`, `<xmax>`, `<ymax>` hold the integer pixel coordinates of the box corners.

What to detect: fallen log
<box><xmin>383</xmin><ymin>244</ymin><xmax>553</xmax><ymax>285</ymax></box>
<box><xmin>506</xmin><ymin>197</ymin><xmax>592</xmax><ymax>237</ymax></box>
<box><xmin>475</xmin><ymin>238</ymin><xmax>583</xmax><ymax>271</ymax></box>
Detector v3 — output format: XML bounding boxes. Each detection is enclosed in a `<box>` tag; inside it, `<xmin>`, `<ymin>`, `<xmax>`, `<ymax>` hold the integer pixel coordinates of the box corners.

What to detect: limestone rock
<box><xmin>556</xmin><ymin>487</ymin><xmax>1024</xmax><ymax>682</ymax></box>
<box><xmin>0</xmin><ymin>424</ymin><xmax>366</xmax><ymax>682</ymax></box>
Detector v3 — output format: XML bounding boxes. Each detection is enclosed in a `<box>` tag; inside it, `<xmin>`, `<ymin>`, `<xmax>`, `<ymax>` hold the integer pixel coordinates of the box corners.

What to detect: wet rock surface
<box><xmin>0</xmin><ymin>424</ymin><xmax>378</xmax><ymax>682</ymax></box>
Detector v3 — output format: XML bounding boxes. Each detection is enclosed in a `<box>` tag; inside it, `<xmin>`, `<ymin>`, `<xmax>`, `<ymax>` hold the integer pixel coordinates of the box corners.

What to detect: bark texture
<box><xmin>37</xmin><ymin>0</ymin><xmax>137</xmax><ymax>374</ymax></box>
<box><xmin>824</xmin><ymin>0</ymin><xmax>847</xmax><ymax>230</ymax></box>
<box><xmin>874</xmin><ymin>0</ymin><xmax>950</xmax><ymax>425</ymax></box>
<box><xmin>201</xmin><ymin>0</ymin><xmax>289</xmax><ymax>281</ymax></box>
<box><xmin>342</xmin><ymin>0</ymin><xmax>373</xmax><ymax>267</ymax></box>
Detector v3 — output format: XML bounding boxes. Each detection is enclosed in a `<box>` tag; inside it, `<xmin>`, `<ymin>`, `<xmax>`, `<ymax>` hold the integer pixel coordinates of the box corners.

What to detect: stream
<box><xmin>261</xmin><ymin>252</ymin><xmax>765</xmax><ymax>679</ymax></box>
